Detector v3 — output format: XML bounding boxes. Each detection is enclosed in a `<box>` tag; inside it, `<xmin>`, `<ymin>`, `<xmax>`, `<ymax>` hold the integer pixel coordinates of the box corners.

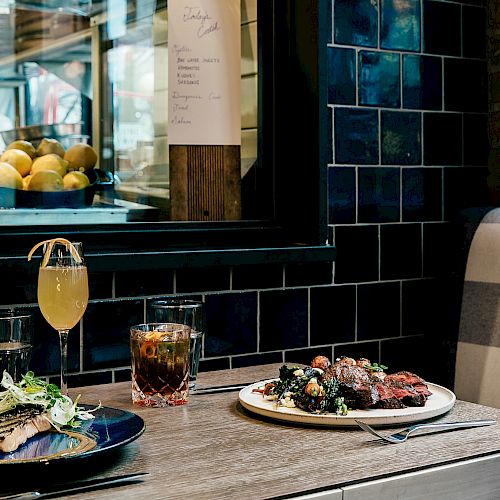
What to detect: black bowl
<box><xmin>0</xmin><ymin>169</ymin><xmax>113</xmax><ymax>209</ymax></box>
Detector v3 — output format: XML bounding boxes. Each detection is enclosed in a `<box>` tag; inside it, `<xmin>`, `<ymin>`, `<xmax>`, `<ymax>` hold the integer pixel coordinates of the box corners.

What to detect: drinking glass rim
<box><xmin>150</xmin><ymin>300</ymin><xmax>202</xmax><ymax>309</ymax></box>
<box><xmin>0</xmin><ymin>315</ymin><xmax>32</xmax><ymax>320</ymax></box>
<box><xmin>130</xmin><ymin>322</ymin><xmax>192</xmax><ymax>331</ymax></box>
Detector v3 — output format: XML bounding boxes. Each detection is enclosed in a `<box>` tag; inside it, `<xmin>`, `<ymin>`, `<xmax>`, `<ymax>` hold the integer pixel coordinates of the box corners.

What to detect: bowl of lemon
<box><xmin>0</xmin><ymin>139</ymin><xmax>109</xmax><ymax>208</ymax></box>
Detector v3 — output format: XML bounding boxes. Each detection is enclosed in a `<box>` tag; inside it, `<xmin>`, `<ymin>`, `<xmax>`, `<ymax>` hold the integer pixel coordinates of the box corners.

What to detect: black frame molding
<box><xmin>0</xmin><ymin>0</ymin><xmax>333</xmax><ymax>268</ymax></box>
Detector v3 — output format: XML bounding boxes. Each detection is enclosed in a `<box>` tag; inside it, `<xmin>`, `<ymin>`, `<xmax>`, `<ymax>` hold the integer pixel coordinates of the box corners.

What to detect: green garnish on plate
<box><xmin>0</xmin><ymin>371</ymin><xmax>100</xmax><ymax>430</ymax></box>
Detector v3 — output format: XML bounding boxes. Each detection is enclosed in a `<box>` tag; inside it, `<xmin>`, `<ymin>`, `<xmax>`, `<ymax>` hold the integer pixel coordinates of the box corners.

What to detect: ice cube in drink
<box><xmin>130</xmin><ymin>323</ymin><xmax>190</xmax><ymax>407</ymax></box>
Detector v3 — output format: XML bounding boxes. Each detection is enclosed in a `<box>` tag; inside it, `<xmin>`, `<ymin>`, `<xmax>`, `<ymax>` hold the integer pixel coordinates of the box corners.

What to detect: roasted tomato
<box><xmin>310</xmin><ymin>355</ymin><xmax>331</xmax><ymax>371</ymax></box>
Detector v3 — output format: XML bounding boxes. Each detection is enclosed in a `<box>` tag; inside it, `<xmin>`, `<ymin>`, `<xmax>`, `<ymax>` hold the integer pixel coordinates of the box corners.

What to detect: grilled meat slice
<box><xmin>322</xmin><ymin>358</ymin><xmax>379</xmax><ymax>409</ymax></box>
<box><xmin>384</xmin><ymin>371</ymin><xmax>432</xmax><ymax>396</ymax></box>
<box><xmin>372</xmin><ymin>382</ymin><xmax>406</xmax><ymax>409</ymax></box>
<box><xmin>383</xmin><ymin>376</ymin><xmax>429</xmax><ymax>407</ymax></box>
<box><xmin>0</xmin><ymin>405</ymin><xmax>51</xmax><ymax>453</ymax></box>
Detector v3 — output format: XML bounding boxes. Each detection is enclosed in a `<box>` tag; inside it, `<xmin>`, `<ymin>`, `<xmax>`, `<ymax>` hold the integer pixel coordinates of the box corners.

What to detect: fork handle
<box><xmin>407</xmin><ymin>419</ymin><xmax>496</xmax><ymax>436</ymax></box>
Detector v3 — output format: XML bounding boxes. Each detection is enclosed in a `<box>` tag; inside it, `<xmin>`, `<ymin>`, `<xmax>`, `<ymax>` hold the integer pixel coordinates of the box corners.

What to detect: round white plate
<box><xmin>238</xmin><ymin>379</ymin><xmax>456</xmax><ymax>427</ymax></box>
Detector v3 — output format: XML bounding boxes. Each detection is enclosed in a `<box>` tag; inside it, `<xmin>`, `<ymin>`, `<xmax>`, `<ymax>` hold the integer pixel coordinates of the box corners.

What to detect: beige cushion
<box><xmin>455</xmin><ymin>208</ymin><xmax>500</xmax><ymax>407</ymax></box>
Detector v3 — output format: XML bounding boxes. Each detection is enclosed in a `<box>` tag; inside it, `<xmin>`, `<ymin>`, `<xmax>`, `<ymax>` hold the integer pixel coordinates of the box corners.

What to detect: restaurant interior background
<box><xmin>0</xmin><ymin>0</ymin><xmax>493</xmax><ymax>390</ymax></box>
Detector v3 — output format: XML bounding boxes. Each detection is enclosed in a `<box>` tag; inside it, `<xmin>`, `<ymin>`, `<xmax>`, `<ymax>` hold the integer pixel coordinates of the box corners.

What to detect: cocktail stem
<box><xmin>58</xmin><ymin>329</ymin><xmax>70</xmax><ymax>396</ymax></box>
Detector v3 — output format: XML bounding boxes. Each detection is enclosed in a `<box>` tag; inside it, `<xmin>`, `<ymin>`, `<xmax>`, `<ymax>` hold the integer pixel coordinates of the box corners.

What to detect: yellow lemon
<box><xmin>0</xmin><ymin>162</ymin><xmax>22</xmax><ymax>189</ymax></box>
<box><xmin>28</xmin><ymin>169</ymin><xmax>64</xmax><ymax>192</ymax></box>
<box><xmin>6</xmin><ymin>140</ymin><xmax>36</xmax><ymax>159</ymax></box>
<box><xmin>36</xmin><ymin>138</ymin><xmax>65</xmax><ymax>158</ymax></box>
<box><xmin>64</xmin><ymin>143</ymin><xmax>98</xmax><ymax>172</ymax></box>
<box><xmin>0</xmin><ymin>149</ymin><xmax>32</xmax><ymax>177</ymax></box>
<box><xmin>22</xmin><ymin>174</ymin><xmax>32</xmax><ymax>190</ymax></box>
<box><xmin>31</xmin><ymin>154</ymin><xmax>68</xmax><ymax>178</ymax></box>
<box><xmin>63</xmin><ymin>171</ymin><xmax>90</xmax><ymax>190</ymax></box>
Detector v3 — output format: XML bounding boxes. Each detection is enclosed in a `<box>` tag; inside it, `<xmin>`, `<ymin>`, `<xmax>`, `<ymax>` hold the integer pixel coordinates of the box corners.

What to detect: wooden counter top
<box><xmin>4</xmin><ymin>364</ymin><xmax>500</xmax><ymax>499</ymax></box>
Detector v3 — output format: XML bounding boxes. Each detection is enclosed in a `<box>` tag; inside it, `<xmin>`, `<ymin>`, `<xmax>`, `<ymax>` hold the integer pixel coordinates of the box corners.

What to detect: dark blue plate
<box><xmin>0</xmin><ymin>406</ymin><xmax>145</xmax><ymax>465</ymax></box>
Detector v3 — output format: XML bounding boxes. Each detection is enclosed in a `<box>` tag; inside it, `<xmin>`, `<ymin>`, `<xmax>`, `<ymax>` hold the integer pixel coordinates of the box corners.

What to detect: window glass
<box><xmin>0</xmin><ymin>1</ymin><xmax>260</xmax><ymax>225</ymax></box>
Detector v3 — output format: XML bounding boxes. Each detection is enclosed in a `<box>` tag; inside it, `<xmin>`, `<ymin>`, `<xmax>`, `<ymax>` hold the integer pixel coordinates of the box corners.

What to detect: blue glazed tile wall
<box><xmin>0</xmin><ymin>0</ymin><xmax>490</xmax><ymax>391</ymax></box>
<box><xmin>329</xmin><ymin>0</ymin><xmax>490</xmax><ymax>387</ymax></box>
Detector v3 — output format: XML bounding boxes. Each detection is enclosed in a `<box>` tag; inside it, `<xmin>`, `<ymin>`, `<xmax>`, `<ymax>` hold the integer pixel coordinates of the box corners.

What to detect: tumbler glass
<box><xmin>149</xmin><ymin>300</ymin><xmax>204</xmax><ymax>390</ymax></box>
<box><xmin>0</xmin><ymin>314</ymin><xmax>33</xmax><ymax>382</ymax></box>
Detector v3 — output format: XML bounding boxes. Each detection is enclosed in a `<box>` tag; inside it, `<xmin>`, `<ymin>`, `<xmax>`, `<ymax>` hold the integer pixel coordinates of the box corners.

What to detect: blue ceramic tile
<box><xmin>424</xmin><ymin>1</ymin><xmax>461</xmax><ymax>56</ymax></box>
<box><xmin>285</xmin><ymin>346</ymin><xmax>333</xmax><ymax>366</ymax></box>
<box><xmin>232</xmin><ymin>264</ymin><xmax>283</xmax><ymax>290</ymax></box>
<box><xmin>259</xmin><ymin>289</ymin><xmax>308</xmax><ymax>351</ymax></box>
<box><xmin>88</xmin><ymin>271</ymin><xmax>113</xmax><ymax>300</ymax></box>
<box><xmin>114</xmin><ymin>368</ymin><xmax>132</xmax><ymax>382</ymax></box>
<box><xmin>358</xmin><ymin>167</ymin><xmax>400</xmax><ymax>223</ymax></box>
<box><xmin>359</xmin><ymin>51</ymin><xmax>400</xmax><ymax>108</ymax></box>
<box><xmin>328</xmin><ymin>166</ymin><xmax>356</xmax><ymax>224</ymax></box>
<box><xmin>403</xmin><ymin>55</ymin><xmax>442</xmax><ymax>110</ymax></box>
<box><xmin>114</xmin><ymin>269</ymin><xmax>174</xmax><ymax>297</ymax></box>
<box><xmin>357</xmin><ymin>282</ymin><xmax>401</xmax><ymax>341</ymax></box>
<box><xmin>402</xmin><ymin>168</ymin><xmax>442</xmax><ymax>222</ymax></box>
<box><xmin>327</xmin><ymin>106</ymin><xmax>333</xmax><ymax>164</ymax></box>
<box><xmin>176</xmin><ymin>266</ymin><xmax>230</xmax><ymax>293</ymax></box>
<box><xmin>443</xmin><ymin>167</ymin><xmax>490</xmax><ymax>220</ymax></box>
<box><xmin>381</xmin><ymin>336</ymin><xmax>428</xmax><ymax>376</ymax></box>
<box><xmin>423</xmin><ymin>113</ymin><xmax>462</xmax><ymax>166</ymax></box>
<box><xmin>334</xmin><ymin>0</ymin><xmax>378</xmax><ymax>47</ymax></box>
<box><xmin>334</xmin><ymin>342</ymin><xmax>380</xmax><ymax>365</ymax></box>
<box><xmin>380</xmin><ymin>223</ymin><xmax>422</xmax><ymax>280</ymax></box>
<box><xmin>83</xmin><ymin>300</ymin><xmax>143</xmax><ymax>370</ymax></box>
<box><xmin>381</xmin><ymin>0</ymin><xmax>420</xmax><ymax>51</ymax></box>
<box><xmin>0</xmin><ymin>267</ymin><xmax>37</xmax><ymax>306</ymax></box>
<box><xmin>463</xmin><ymin>6</ymin><xmax>486</xmax><ymax>59</ymax></box>
<box><xmin>198</xmin><ymin>357</ymin><xmax>230</xmax><ymax>372</ymax></box>
<box><xmin>64</xmin><ymin>371</ymin><xmax>113</xmax><ymax>388</ymax></box>
<box><xmin>310</xmin><ymin>285</ymin><xmax>356</xmax><ymax>345</ymax></box>
<box><xmin>232</xmin><ymin>352</ymin><xmax>283</xmax><ymax>368</ymax></box>
<box><xmin>204</xmin><ymin>292</ymin><xmax>257</xmax><ymax>356</ymax></box>
<box><xmin>463</xmin><ymin>114</ymin><xmax>488</xmax><ymax>166</ymax></box>
<box><xmin>444</xmin><ymin>59</ymin><xmax>487</xmax><ymax>113</ymax></box>
<box><xmin>381</xmin><ymin>111</ymin><xmax>421</xmax><ymax>165</ymax></box>
<box><xmin>327</xmin><ymin>0</ymin><xmax>333</xmax><ymax>44</ymax></box>
<box><xmin>327</xmin><ymin>47</ymin><xmax>356</xmax><ymax>104</ymax></box>
<box><xmin>334</xmin><ymin>107</ymin><xmax>379</xmax><ymax>164</ymax></box>
<box><xmin>402</xmin><ymin>279</ymin><xmax>443</xmax><ymax>337</ymax></box>
<box><xmin>423</xmin><ymin>222</ymin><xmax>458</xmax><ymax>278</ymax></box>
<box><xmin>30</xmin><ymin>308</ymin><xmax>80</xmax><ymax>376</ymax></box>
<box><xmin>334</xmin><ymin>225</ymin><xmax>379</xmax><ymax>284</ymax></box>
<box><xmin>285</xmin><ymin>262</ymin><xmax>333</xmax><ymax>287</ymax></box>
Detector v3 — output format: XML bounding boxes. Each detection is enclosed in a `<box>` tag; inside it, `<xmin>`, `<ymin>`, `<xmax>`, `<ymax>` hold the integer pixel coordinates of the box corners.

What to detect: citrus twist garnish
<box><xmin>27</xmin><ymin>238</ymin><xmax>83</xmax><ymax>267</ymax></box>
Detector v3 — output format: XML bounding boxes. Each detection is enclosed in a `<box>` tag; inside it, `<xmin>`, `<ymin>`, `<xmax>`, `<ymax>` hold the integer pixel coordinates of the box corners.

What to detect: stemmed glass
<box><xmin>33</xmin><ymin>239</ymin><xmax>88</xmax><ymax>395</ymax></box>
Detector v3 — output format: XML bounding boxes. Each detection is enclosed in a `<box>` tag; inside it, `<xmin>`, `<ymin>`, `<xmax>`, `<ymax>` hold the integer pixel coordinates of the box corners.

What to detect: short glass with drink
<box><xmin>130</xmin><ymin>323</ymin><xmax>190</xmax><ymax>407</ymax></box>
<box><xmin>148</xmin><ymin>300</ymin><xmax>204</xmax><ymax>390</ymax></box>
<box><xmin>0</xmin><ymin>314</ymin><xmax>33</xmax><ymax>382</ymax></box>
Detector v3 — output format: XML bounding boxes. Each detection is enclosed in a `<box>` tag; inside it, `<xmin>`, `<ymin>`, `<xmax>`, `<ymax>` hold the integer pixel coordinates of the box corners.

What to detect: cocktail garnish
<box><xmin>27</xmin><ymin>238</ymin><xmax>83</xmax><ymax>267</ymax></box>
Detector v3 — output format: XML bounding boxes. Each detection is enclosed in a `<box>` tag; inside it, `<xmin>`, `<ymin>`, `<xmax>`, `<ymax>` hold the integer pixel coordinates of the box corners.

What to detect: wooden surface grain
<box><xmin>4</xmin><ymin>364</ymin><xmax>500</xmax><ymax>499</ymax></box>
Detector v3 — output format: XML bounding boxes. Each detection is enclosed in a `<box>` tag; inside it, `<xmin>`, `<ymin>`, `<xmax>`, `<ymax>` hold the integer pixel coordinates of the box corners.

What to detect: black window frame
<box><xmin>0</xmin><ymin>0</ymin><xmax>335</xmax><ymax>269</ymax></box>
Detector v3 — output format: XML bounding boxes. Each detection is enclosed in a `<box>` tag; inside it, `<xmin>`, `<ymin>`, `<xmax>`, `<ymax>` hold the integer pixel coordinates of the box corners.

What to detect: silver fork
<box><xmin>355</xmin><ymin>419</ymin><xmax>496</xmax><ymax>444</ymax></box>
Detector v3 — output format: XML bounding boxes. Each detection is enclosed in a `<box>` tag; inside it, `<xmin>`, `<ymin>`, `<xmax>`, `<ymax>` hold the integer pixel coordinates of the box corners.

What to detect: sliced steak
<box><xmin>0</xmin><ymin>405</ymin><xmax>51</xmax><ymax>453</ymax></box>
<box><xmin>384</xmin><ymin>371</ymin><xmax>432</xmax><ymax>397</ymax></box>
<box><xmin>383</xmin><ymin>378</ymin><xmax>428</xmax><ymax>407</ymax></box>
<box><xmin>372</xmin><ymin>382</ymin><xmax>406</xmax><ymax>409</ymax></box>
<box><xmin>322</xmin><ymin>359</ymin><xmax>379</xmax><ymax>409</ymax></box>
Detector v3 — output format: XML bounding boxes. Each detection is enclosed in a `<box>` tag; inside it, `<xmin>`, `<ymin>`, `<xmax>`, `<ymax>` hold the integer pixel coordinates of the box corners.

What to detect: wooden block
<box><xmin>170</xmin><ymin>145</ymin><xmax>241</xmax><ymax>221</ymax></box>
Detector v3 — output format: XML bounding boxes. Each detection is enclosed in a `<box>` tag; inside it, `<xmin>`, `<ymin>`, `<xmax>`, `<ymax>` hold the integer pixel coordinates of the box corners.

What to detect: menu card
<box><xmin>168</xmin><ymin>0</ymin><xmax>241</xmax><ymax>145</ymax></box>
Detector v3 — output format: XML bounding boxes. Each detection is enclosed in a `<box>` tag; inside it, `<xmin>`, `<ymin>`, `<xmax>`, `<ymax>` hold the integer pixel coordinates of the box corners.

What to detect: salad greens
<box><xmin>0</xmin><ymin>371</ymin><xmax>100</xmax><ymax>430</ymax></box>
<box><xmin>265</xmin><ymin>365</ymin><xmax>347</xmax><ymax>415</ymax></box>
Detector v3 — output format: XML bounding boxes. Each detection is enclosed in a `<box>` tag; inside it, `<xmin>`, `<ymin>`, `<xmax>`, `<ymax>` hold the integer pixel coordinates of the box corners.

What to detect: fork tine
<box><xmin>355</xmin><ymin>420</ymin><xmax>401</xmax><ymax>443</ymax></box>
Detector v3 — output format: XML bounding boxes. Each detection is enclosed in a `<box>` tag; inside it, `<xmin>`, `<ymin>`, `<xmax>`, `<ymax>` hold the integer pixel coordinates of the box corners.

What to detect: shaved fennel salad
<box><xmin>0</xmin><ymin>371</ymin><xmax>100</xmax><ymax>430</ymax></box>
